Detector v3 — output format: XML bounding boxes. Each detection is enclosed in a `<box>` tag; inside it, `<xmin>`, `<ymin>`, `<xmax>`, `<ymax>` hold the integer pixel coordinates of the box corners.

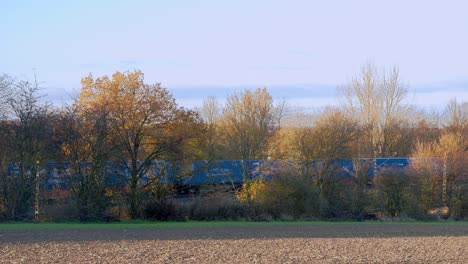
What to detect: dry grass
<box><xmin>2</xmin><ymin>236</ymin><xmax>468</xmax><ymax>263</ymax></box>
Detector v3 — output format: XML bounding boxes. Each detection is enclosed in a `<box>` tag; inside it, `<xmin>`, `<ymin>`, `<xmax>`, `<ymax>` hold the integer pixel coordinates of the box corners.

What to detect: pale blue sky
<box><xmin>1</xmin><ymin>0</ymin><xmax>467</xmax><ymax>110</ymax></box>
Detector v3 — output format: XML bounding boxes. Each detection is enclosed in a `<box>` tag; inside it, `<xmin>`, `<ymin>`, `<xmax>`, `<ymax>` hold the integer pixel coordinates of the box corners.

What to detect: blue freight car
<box><xmin>7</xmin><ymin>158</ymin><xmax>419</xmax><ymax>190</ymax></box>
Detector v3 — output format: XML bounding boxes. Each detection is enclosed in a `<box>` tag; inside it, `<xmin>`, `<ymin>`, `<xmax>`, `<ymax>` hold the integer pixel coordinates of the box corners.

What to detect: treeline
<box><xmin>0</xmin><ymin>64</ymin><xmax>466</xmax><ymax>222</ymax></box>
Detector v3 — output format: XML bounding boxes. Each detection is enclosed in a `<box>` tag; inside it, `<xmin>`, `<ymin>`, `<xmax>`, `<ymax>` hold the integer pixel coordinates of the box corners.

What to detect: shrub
<box><xmin>253</xmin><ymin>172</ymin><xmax>320</xmax><ymax>219</ymax></box>
<box><xmin>41</xmin><ymin>199</ymin><xmax>79</xmax><ymax>222</ymax></box>
<box><xmin>236</xmin><ymin>180</ymin><xmax>267</xmax><ymax>203</ymax></box>
<box><xmin>142</xmin><ymin>184</ymin><xmax>180</xmax><ymax>221</ymax></box>
<box><xmin>184</xmin><ymin>192</ymin><xmax>251</xmax><ymax>221</ymax></box>
<box><xmin>371</xmin><ymin>171</ymin><xmax>413</xmax><ymax>218</ymax></box>
<box><xmin>143</xmin><ymin>198</ymin><xmax>178</xmax><ymax>221</ymax></box>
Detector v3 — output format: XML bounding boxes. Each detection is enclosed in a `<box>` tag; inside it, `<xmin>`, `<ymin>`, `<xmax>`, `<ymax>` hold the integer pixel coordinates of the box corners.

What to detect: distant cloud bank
<box><xmin>43</xmin><ymin>82</ymin><xmax>466</xmax><ymax>112</ymax></box>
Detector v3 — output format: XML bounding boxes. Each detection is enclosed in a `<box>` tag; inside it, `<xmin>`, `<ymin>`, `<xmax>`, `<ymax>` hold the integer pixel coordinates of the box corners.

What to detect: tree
<box><xmin>411</xmin><ymin>99</ymin><xmax>467</xmax><ymax>218</ymax></box>
<box><xmin>54</xmin><ymin>105</ymin><xmax>113</xmax><ymax>221</ymax></box>
<box><xmin>0</xmin><ymin>73</ymin><xmax>13</xmax><ymax>119</ymax></box>
<box><xmin>291</xmin><ymin>108</ymin><xmax>357</xmax><ymax>216</ymax></box>
<box><xmin>292</xmin><ymin>108</ymin><xmax>356</xmax><ymax>174</ymax></box>
<box><xmin>372</xmin><ymin>171</ymin><xmax>410</xmax><ymax>218</ymax></box>
<box><xmin>197</xmin><ymin>96</ymin><xmax>222</xmax><ymax>161</ymax></box>
<box><xmin>341</xmin><ymin>63</ymin><xmax>409</xmax><ymax>158</ymax></box>
<box><xmin>0</xmin><ymin>73</ymin><xmax>13</xmax><ymax>219</ymax></box>
<box><xmin>221</xmin><ymin>88</ymin><xmax>280</xmax><ymax>201</ymax></box>
<box><xmin>77</xmin><ymin>70</ymin><xmax>198</xmax><ymax>218</ymax></box>
<box><xmin>265</xmin><ymin>126</ymin><xmax>296</xmax><ymax>160</ymax></box>
<box><xmin>439</xmin><ymin>99</ymin><xmax>467</xmax><ymax>217</ymax></box>
<box><xmin>445</xmin><ymin>99</ymin><xmax>467</xmax><ymax>139</ymax></box>
<box><xmin>1</xmin><ymin>78</ymin><xmax>52</xmax><ymax>220</ymax></box>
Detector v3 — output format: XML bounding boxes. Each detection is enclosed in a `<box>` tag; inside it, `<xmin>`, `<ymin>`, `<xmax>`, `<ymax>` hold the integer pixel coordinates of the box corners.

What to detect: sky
<box><xmin>1</xmin><ymin>0</ymin><xmax>467</xmax><ymax>111</ymax></box>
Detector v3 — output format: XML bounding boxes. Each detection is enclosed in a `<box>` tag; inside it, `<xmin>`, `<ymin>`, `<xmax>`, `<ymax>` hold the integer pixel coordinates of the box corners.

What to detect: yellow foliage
<box><xmin>75</xmin><ymin>70</ymin><xmax>184</xmax><ymax>162</ymax></box>
<box><xmin>436</xmin><ymin>133</ymin><xmax>465</xmax><ymax>155</ymax></box>
<box><xmin>266</xmin><ymin>127</ymin><xmax>296</xmax><ymax>159</ymax></box>
<box><xmin>236</xmin><ymin>180</ymin><xmax>267</xmax><ymax>202</ymax></box>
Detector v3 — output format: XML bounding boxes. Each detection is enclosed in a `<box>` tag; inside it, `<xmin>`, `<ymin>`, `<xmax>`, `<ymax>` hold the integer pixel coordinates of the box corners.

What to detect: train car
<box><xmin>7</xmin><ymin>158</ymin><xmax>419</xmax><ymax>193</ymax></box>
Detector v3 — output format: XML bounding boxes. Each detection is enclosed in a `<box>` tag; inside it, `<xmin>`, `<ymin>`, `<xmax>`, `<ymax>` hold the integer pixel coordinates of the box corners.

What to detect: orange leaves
<box><xmin>75</xmin><ymin>70</ymin><xmax>201</xmax><ymax>218</ymax></box>
<box><xmin>75</xmin><ymin>69</ymin><xmax>201</xmax><ymax>166</ymax></box>
<box><xmin>77</xmin><ymin>70</ymin><xmax>175</xmax><ymax>132</ymax></box>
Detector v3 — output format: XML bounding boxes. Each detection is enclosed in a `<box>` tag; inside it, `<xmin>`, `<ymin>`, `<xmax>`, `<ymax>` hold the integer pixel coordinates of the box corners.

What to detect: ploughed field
<box><xmin>1</xmin><ymin>223</ymin><xmax>468</xmax><ymax>263</ymax></box>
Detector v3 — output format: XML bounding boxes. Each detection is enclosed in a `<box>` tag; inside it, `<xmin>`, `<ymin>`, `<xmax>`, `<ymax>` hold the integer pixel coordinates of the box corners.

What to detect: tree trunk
<box><xmin>129</xmin><ymin>175</ymin><xmax>139</xmax><ymax>219</ymax></box>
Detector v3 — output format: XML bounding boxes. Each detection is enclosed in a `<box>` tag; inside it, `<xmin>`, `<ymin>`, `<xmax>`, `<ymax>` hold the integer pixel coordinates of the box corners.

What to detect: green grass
<box><xmin>0</xmin><ymin>220</ymin><xmax>467</xmax><ymax>231</ymax></box>
<box><xmin>0</xmin><ymin>221</ymin><xmax>327</xmax><ymax>230</ymax></box>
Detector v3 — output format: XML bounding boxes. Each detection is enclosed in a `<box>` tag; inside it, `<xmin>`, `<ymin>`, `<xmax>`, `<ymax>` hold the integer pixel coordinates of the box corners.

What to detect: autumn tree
<box><xmin>221</xmin><ymin>88</ymin><xmax>281</xmax><ymax>201</ymax></box>
<box><xmin>292</xmin><ymin>108</ymin><xmax>356</xmax><ymax>174</ymax></box>
<box><xmin>265</xmin><ymin>109</ymin><xmax>320</xmax><ymax>161</ymax></box>
<box><xmin>291</xmin><ymin>108</ymin><xmax>357</xmax><ymax>215</ymax></box>
<box><xmin>411</xmin><ymin>99</ymin><xmax>467</xmax><ymax>218</ymax></box>
<box><xmin>266</xmin><ymin>126</ymin><xmax>296</xmax><ymax>160</ymax></box>
<box><xmin>439</xmin><ymin>99</ymin><xmax>467</xmax><ymax>217</ymax></box>
<box><xmin>77</xmin><ymin>70</ymin><xmax>199</xmax><ymax>218</ymax></box>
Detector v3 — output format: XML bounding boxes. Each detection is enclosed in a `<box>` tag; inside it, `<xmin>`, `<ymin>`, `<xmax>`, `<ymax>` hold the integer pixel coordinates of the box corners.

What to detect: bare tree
<box><xmin>198</xmin><ymin>96</ymin><xmax>222</xmax><ymax>161</ymax></box>
<box><xmin>1</xmin><ymin>78</ymin><xmax>51</xmax><ymax>220</ymax></box>
<box><xmin>274</xmin><ymin>97</ymin><xmax>289</xmax><ymax>129</ymax></box>
<box><xmin>0</xmin><ymin>74</ymin><xmax>13</xmax><ymax>219</ymax></box>
<box><xmin>0</xmin><ymin>74</ymin><xmax>13</xmax><ymax>119</ymax></box>
<box><xmin>55</xmin><ymin>105</ymin><xmax>113</xmax><ymax>221</ymax></box>
<box><xmin>341</xmin><ymin>63</ymin><xmax>409</xmax><ymax>158</ymax></box>
<box><xmin>445</xmin><ymin>99</ymin><xmax>468</xmax><ymax>139</ymax></box>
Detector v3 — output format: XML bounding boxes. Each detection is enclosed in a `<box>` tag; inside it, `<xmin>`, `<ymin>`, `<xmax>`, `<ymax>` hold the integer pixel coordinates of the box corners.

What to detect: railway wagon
<box><xmin>7</xmin><ymin>158</ymin><xmax>415</xmax><ymax>191</ymax></box>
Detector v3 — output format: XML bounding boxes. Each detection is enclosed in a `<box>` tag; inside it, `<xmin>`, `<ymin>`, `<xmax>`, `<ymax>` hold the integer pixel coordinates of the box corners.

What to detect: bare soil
<box><xmin>1</xmin><ymin>223</ymin><xmax>468</xmax><ymax>263</ymax></box>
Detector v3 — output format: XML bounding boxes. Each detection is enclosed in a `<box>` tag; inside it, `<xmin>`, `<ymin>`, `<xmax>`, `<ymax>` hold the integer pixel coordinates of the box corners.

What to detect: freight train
<box><xmin>7</xmin><ymin>158</ymin><xmax>417</xmax><ymax>191</ymax></box>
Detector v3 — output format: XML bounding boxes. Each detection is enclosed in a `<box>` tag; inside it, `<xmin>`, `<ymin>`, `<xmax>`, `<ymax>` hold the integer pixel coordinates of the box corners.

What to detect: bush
<box><xmin>253</xmin><ymin>172</ymin><xmax>320</xmax><ymax>220</ymax></box>
<box><xmin>182</xmin><ymin>192</ymin><xmax>251</xmax><ymax>221</ymax></box>
<box><xmin>42</xmin><ymin>199</ymin><xmax>79</xmax><ymax>222</ymax></box>
<box><xmin>74</xmin><ymin>193</ymin><xmax>111</xmax><ymax>222</ymax></box>
<box><xmin>143</xmin><ymin>198</ymin><xmax>178</xmax><ymax>221</ymax></box>
<box><xmin>371</xmin><ymin>171</ymin><xmax>414</xmax><ymax>218</ymax></box>
<box><xmin>317</xmin><ymin>181</ymin><xmax>351</xmax><ymax>219</ymax></box>
<box><xmin>142</xmin><ymin>184</ymin><xmax>180</xmax><ymax>221</ymax></box>
<box><xmin>450</xmin><ymin>184</ymin><xmax>468</xmax><ymax>220</ymax></box>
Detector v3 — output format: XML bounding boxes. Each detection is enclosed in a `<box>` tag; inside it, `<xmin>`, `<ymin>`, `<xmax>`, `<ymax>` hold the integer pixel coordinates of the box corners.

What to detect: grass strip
<box><xmin>1</xmin><ymin>220</ymin><xmax>467</xmax><ymax>231</ymax></box>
